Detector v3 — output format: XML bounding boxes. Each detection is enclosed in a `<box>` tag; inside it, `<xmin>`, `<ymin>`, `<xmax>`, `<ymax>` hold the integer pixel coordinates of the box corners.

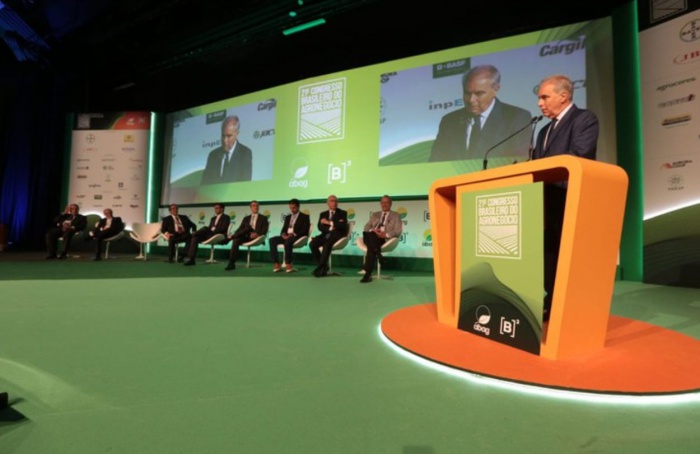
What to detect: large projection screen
<box><xmin>161</xmin><ymin>18</ymin><xmax>616</xmax><ymax>205</ymax></box>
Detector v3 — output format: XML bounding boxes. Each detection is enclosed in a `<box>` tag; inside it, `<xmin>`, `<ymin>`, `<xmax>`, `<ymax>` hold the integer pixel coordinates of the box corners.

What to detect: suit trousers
<box><xmin>168</xmin><ymin>231</ymin><xmax>192</xmax><ymax>260</ymax></box>
<box><xmin>46</xmin><ymin>227</ymin><xmax>77</xmax><ymax>256</ymax></box>
<box><xmin>269</xmin><ymin>235</ymin><xmax>297</xmax><ymax>264</ymax></box>
<box><xmin>92</xmin><ymin>227</ymin><xmax>122</xmax><ymax>255</ymax></box>
<box><xmin>362</xmin><ymin>231</ymin><xmax>386</xmax><ymax>274</ymax></box>
<box><xmin>310</xmin><ymin>231</ymin><xmax>344</xmax><ymax>267</ymax></box>
<box><xmin>187</xmin><ymin>228</ymin><xmax>218</xmax><ymax>259</ymax></box>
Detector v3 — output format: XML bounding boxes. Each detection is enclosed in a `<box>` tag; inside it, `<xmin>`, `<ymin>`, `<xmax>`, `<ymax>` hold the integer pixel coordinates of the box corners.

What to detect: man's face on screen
<box><xmin>222</xmin><ymin>123</ymin><xmax>239</xmax><ymax>151</ymax></box>
<box><xmin>537</xmin><ymin>82</ymin><xmax>568</xmax><ymax>119</ymax></box>
<box><xmin>464</xmin><ymin>75</ymin><xmax>499</xmax><ymax>115</ymax></box>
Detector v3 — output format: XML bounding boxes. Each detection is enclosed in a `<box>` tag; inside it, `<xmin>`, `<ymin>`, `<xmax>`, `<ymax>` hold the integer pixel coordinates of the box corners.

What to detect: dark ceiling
<box><xmin>1</xmin><ymin>0</ymin><xmax>632</xmax><ymax>113</ymax></box>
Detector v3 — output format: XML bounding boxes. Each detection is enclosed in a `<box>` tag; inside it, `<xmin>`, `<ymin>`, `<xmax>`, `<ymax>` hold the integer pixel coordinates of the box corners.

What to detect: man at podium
<box><xmin>533</xmin><ymin>74</ymin><xmax>599</xmax><ymax>320</ymax></box>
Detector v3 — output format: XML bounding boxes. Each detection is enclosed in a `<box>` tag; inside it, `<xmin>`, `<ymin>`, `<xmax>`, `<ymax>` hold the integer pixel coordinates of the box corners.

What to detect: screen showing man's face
<box><xmin>222</xmin><ymin>123</ymin><xmax>239</xmax><ymax>151</ymax></box>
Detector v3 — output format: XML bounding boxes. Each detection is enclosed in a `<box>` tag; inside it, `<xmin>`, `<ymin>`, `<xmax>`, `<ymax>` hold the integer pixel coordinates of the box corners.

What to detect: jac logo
<box><xmin>253</xmin><ymin>129</ymin><xmax>275</xmax><ymax>139</ymax></box>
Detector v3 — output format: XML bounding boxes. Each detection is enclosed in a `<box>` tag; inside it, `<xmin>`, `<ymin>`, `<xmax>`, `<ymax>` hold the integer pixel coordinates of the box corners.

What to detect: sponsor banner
<box><xmin>68</xmin><ymin>112</ymin><xmax>150</xmax><ymax>227</ymax></box>
<box><xmin>640</xmin><ymin>9</ymin><xmax>700</xmax><ymax>219</ymax></box>
<box><xmin>456</xmin><ymin>183</ymin><xmax>544</xmax><ymax>355</ymax></box>
<box><xmin>158</xmin><ymin>199</ymin><xmax>433</xmax><ymax>258</ymax></box>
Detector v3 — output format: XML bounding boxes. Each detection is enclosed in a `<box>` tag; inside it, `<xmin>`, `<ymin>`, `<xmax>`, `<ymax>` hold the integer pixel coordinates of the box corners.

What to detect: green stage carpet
<box><xmin>2</xmin><ymin>252</ymin><xmax>700</xmax><ymax>453</ymax></box>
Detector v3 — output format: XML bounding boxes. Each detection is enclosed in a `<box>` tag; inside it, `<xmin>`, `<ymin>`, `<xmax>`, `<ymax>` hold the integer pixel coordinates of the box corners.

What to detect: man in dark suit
<box><xmin>429</xmin><ymin>64</ymin><xmax>532</xmax><ymax>163</ymax></box>
<box><xmin>161</xmin><ymin>203</ymin><xmax>197</xmax><ymax>263</ymax></box>
<box><xmin>359</xmin><ymin>195</ymin><xmax>403</xmax><ymax>283</ymax></box>
<box><xmin>533</xmin><ymin>74</ymin><xmax>599</xmax><ymax>321</ymax></box>
<box><xmin>87</xmin><ymin>208</ymin><xmax>125</xmax><ymax>261</ymax></box>
<box><xmin>309</xmin><ymin>194</ymin><xmax>349</xmax><ymax>277</ymax></box>
<box><xmin>225</xmin><ymin>200</ymin><xmax>269</xmax><ymax>270</ymax></box>
<box><xmin>269</xmin><ymin>198</ymin><xmax>311</xmax><ymax>273</ymax></box>
<box><xmin>201</xmin><ymin>115</ymin><xmax>252</xmax><ymax>185</ymax></box>
<box><xmin>183</xmin><ymin>203</ymin><xmax>231</xmax><ymax>266</ymax></box>
<box><xmin>46</xmin><ymin>203</ymin><xmax>87</xmax><ymax>259</ymax></box>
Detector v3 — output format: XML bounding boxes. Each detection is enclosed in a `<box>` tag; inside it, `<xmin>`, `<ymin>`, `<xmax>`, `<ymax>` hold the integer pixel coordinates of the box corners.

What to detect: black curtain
<box><xmin>0</xmin><ymin>64</ymin><xmax>78</xmax><ymax>250</ymax></box>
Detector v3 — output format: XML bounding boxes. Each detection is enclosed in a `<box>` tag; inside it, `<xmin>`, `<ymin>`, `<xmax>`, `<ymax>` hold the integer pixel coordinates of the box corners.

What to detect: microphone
<box><xmin>527</xmin><ymin>115</ymin><xmax>543</xmax><ymax>162</ymax></box>
<box><xmin>483</xmin><ymin>116</ymin><xmax>543</xmax><ymax>170</ymax></box>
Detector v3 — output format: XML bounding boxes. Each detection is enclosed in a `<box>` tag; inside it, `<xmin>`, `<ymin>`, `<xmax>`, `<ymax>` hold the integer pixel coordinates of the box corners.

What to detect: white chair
<box><xmin>356</xmin><ymin>236</ymin><xmax>400</xmax><ymax>280</ymax></box>
<box><xmin>129</xmin><ymin>222</ymin><xmax>162</xmax><ymax>261</ymax></box>
<box><xmin>103</xmin><ymin>230</ymin><xmax>125</xmax><ymax>259</ymax></box>
<box><xmin>200</xmin><ymin>233</ymin><xmax>227</xmax><ymax>264</ymax></box>
<box><xmin>278</xmin><ymin>226</ymin><xmax>312</xmax><ymax>272</ymax></box>
<box><xmin>319</xmin><ymin>222</ymin><xmax>353</xmax><ymax>275</ymax></box>
<box><xmin>242</xmin><ymin>235</ymin><xmax>267</xmax><ymax>268</ymax></box>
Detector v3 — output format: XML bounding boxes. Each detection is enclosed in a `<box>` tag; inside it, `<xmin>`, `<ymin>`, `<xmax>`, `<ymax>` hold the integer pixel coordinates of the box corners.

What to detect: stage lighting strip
<box><xmin>377</xmin><ymin>325</ymin><xmax>700</xmax><ymax>406</ymax></box>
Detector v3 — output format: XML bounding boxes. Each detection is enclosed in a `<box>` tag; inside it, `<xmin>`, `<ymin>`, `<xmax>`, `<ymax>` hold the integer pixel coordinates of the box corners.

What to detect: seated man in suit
<box><xmin>359</xmin><ymin>195</ymin><xmax>403</xmax><ymax>283</ymax></box>
<box><xmin>269</xmin><ymin>198</ymin><xmax>310</xmax><ymax>273</ymax></box>
<box><xmin>225</xmin><ymin>200</ymin><xmax>269</xmax><ymax>271</ymax></box>
<box><xmin>161</xmin><ymin>204</ymin><xmax>197</xmax><ymax>263</ymax></box>
<box><xmin>309</xmin><ymin>194</ymin><xmax>349</xmax><ymax>277</ymax></box>
<box><xmin>46</xmin><ymin>203</ymin><xmax>87</xmax><ymax>259</ymax></box>
<box><xmin>184</xmin><ymin>203</ymin><xmax>231</xmax><ymax>266</ymax></box>
<box><xmin>201</xmin><ymin>115</ymin><xmax>253</xmax><ymax>185</ymax></box>
<box><xmin>87</xmin><ymin>208</ymin><xmax>125</xmax><ymax>261</ymax></box>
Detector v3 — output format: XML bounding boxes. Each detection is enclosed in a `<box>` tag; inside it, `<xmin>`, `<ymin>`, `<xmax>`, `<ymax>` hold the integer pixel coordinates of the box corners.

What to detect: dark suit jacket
<box><xmin>233</xmin><ymin>213</ymin><xmax>268</xmax><ymax>239</ymax></box>
<box><xmin>52</xmin><ymin>213</ymin><xmax>87</xmax><ymax>232</ymax></box>
<box><xmin>429</xmin><ymin>99</ymin><xmax>532</xmax><ymax>162</ymax></box>
<box><xmin>278</xmin><ymin>212</ymin><xmax>311</xmax><ymax>238</ymax></box>
<box><xmin>204</xmin><ymin>213</ymin><xmax>231</xmax><ymax>235</ymax></box>
<box><xmin>161</xmin><ymin>214</ymin><xmax>197</xmax><ymax>235</ymax></box>
<box><xmin>201</xmin><ymin>142</ymin><xmax>252</xmax><ymax>185</ymax></box>
<box><xmin>534</xmin><ymin>104</ymin><xmax>598</xmax><ymax>160</ymax></box>
<box><xmin>316</xmin><ymin>208</ymin><xmax>348</xmax><ymax>237</ymax></box>
<box><xmin>96</xmin><ymin>216</ymin><xmax>125</xmax><ymax>234</ymax></box>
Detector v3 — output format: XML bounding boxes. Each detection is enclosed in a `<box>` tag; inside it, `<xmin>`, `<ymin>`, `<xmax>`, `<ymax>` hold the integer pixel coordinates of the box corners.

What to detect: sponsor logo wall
<box><xmin>67</xmin><ymin>112</ymin><xmax>151</xmax><ymax>227</ymax></box>
<box><xmin>640</xmin><ymin>8</ymin><xmax>700</xmax><ymax>218</ymax></box>
<box><xmin>158</xmin><ymin>199</ymin><xmax>433</xmax><ymax>258</ymax></box>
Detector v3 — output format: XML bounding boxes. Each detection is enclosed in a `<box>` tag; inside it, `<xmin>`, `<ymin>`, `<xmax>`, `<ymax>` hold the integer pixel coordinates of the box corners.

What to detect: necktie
<box><xmin>220</xmin><ymin>152</ymin><xmax>230</xmax><ymax>177</ymax></box>
<box><xmin>543</xmin><ymin>119</ymin><xmax>557</xmax><ymax>149</ymax></box>
<box><xmin>468</xmin><ymin>115</ymin><xmax>482</xmax><ymax>153</ymax></box>
<box><xmin>175</xmin><ymin>216</ymin><xmax>183</xmax><ymax>233</ymax></box>
<box><xmin>381</xmin><ymin>212</ymin><xmax>387</xmax><ymax>226</ymax></box>
<box><xmin>329</xmin><ymin>211</ymin><xmax>334</xmax><ymax>221</ymax></box>
<box><xmin>251</xmin><ymin>214</ymin><xmax>257</xmax><ymax>230</ymax></box>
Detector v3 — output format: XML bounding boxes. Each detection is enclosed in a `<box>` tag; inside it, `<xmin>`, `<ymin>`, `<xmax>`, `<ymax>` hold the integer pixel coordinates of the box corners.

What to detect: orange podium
<box><xmin>429</xmin><ymin>155</ymin><xmax>628</xmax><ymax>360</ymax></box>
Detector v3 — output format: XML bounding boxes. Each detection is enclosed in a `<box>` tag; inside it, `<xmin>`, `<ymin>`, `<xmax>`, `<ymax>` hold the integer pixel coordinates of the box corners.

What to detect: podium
<box><xmin>429</xmin><ymin>155</ymin><xmax>628</xmax><ymax>360</ymax></box>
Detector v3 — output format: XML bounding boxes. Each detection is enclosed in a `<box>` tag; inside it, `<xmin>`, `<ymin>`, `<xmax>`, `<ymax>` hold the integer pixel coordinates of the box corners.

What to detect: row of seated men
<box><xmin>162</xmin><ymin>195</ymin><xmax>402</xmax><ymax>283</ymax></box>
<box><xmin>45</xmin><ymin>195</ymin><xmax>403</xmax><ymax>283</ymax></box>
<box><xmin>45</xmin><ymin>204</ymin><xmax>123</xmax><ymax>261</ymax></box>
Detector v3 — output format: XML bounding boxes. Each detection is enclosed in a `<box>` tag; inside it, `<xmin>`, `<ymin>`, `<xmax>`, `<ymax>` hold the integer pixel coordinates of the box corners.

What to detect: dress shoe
<box><xmin>184</xmin><ymin>259</ymin><xmax>195</xmax><ymax>266</ymax></box>
<box><xmin>225</xmin><ymin>262</ymin><xmax>236</xmax><ymax>271</ymax></box>
<box><xmin>360</xmin><ymin>274</ymin><xmax>372</xmax><ymax>283</ymax></box>
<box><xmin>285</xmin><ymin>264</ymin><xmax>294</xmax><ymax>273</ymax></box>
<box><xmin>45</xmin><ymin>254</ymin><xmax>57</xmax><ymax>260</ymax></box>
<box><xmin>176</xmin><ymin>255</ymin><xmax>185</xmax><ymax>263</ymax></box>
<box><xmin>58</xmin><ymin>253</ymin><xmax>67</xmax><ymax>260</ymax></box>
<box><xmin>273</xmin><ymin>263</ymin><xmax>282</xmax><ymax>273</ymax></box>
<box><xmin>314</xmin><ymin>265</ymin><xmax>328</xmax><ymax>277</ymax></box>
<box><xmin>93</xmin><ymin>255</ymin><xmax>102</xmax><ymax>261</ymax></box>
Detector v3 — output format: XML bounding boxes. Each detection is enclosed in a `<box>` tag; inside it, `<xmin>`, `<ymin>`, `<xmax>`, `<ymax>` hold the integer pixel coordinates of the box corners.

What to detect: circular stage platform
<box><xmin>382</xmin><ymin>303</ymin><xmax>700</xmax><ymax>395</ymax></box>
